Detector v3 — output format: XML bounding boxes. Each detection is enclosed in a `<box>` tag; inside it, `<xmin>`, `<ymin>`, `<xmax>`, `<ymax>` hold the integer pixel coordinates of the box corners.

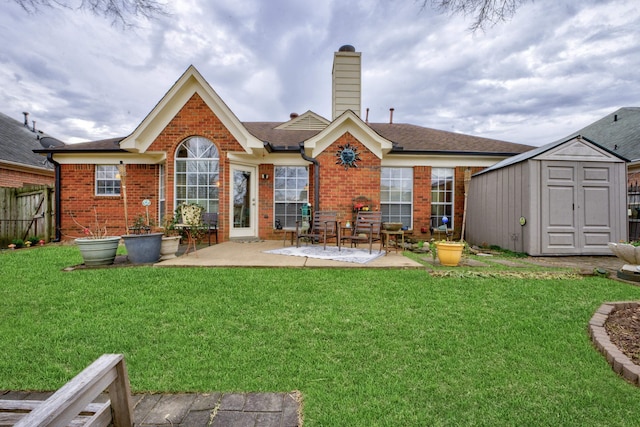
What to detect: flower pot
<box><xmin>160</xmin><ymin>235</ymin><xmax>181</xmax><ymax>261</ymax></box>
<box><xmin>436</xmin><ymin>242</ymin><xmax>464</xmax><ymax>266</ymax></box>
<box><xmin>122</xmin><ymin>232</ymin><xmax>163</xmax><ymax>264</ymax></box>
<box><xmin>75</xmin><ymin>236</ymin><xmax>121</xmax><ymax>266</ymax></box>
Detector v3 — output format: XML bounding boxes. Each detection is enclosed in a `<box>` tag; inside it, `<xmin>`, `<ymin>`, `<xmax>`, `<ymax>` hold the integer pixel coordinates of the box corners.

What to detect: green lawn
<box><xmin>2</xmin><ymin>245</ymin><xmax>640</xmax><ymax>426</ymax></box>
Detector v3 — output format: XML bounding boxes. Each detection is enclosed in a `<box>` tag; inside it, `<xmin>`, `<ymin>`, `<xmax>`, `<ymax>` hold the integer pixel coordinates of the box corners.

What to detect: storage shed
<box><xmin>466</xmin><ymin>136</ymin><xmax>627</xmax><ymax>255</ymax></box>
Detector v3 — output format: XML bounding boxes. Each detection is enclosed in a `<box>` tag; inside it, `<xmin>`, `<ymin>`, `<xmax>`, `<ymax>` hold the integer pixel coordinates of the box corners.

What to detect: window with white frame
<box><xmin>175</xmin><ymin>137</ymin><xmax>220</xmax><ymax>213</ymax></box>
<box><xmin>431</xmin><ymin>167</ymin><xmax>454</xmax><ymax>229</ymax></box>
<box><xmin>380</xmin><ymin>167</ymin><xmax>413</xmax><ymax>228</ymax></box>
<box><xmin>274</xmin><ymin>166</ymin><xmax>309</xmax><ymax>228</ymax></box>
<box><xmin>95</xmin><ymin>165</ymin><xmax>120</xmax><ymax>196</ymax></box>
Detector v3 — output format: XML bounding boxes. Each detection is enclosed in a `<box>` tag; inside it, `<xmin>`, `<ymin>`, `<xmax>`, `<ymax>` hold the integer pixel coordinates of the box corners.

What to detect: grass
<box><xmin>2</xmin><ymin>245</ymin><xmax>640</xmax><ymax>425</ymax></box>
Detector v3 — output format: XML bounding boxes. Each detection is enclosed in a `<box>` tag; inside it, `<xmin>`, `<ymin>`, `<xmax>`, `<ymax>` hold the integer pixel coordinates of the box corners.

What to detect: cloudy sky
<box><xmin>2</xmin><ymin>0</ymin><xmax>639</xmax><ymax>146</ymax></box>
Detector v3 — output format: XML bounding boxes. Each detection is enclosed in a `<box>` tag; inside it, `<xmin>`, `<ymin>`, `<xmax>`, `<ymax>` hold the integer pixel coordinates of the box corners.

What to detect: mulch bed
<box><xmin>605</xmin><ymin>305</ymin><xmax>640</xmax><ymax>364</ymax></box>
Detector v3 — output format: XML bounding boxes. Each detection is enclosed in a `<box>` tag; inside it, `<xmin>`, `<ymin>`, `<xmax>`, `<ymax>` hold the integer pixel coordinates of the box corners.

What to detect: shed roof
<box><xmin>474</xmin><ymin>134</ymin><xmax>627</xmax><ymax>177</ymax></box>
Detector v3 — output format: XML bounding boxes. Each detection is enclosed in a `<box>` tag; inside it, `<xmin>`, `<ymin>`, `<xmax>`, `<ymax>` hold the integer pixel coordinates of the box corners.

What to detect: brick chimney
<box><xmin>332</xmin><ymin>45</ymin><xmax>361</xmax><ymax>120</ymax></box>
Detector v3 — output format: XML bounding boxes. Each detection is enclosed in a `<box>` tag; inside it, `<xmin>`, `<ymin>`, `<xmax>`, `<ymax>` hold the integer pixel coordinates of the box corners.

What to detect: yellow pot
<box><xmin>436</xmin><ymin>242</ymin><xmax>464</xmax><ymax>266</ymax></box>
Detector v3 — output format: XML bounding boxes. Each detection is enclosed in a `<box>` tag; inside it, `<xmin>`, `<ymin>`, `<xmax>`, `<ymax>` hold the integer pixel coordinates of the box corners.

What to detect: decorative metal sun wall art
<box><xmin>335</xmin><ymin>143</ymin><xmax>361</xmax><ymax>170</ymax></box>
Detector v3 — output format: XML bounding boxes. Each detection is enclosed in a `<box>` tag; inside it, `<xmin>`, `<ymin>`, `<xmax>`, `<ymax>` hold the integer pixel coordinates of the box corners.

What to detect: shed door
<box><xmin>541</xmin><ymin>161</ymin><xmax>615</xmax><ymax>254</ymax></box>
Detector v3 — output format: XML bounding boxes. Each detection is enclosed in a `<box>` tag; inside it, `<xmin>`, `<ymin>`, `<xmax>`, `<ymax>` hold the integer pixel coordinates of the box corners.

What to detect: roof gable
<box><xmin>275</xmin><ymin>111</ymin><xmax>329</xmax><ymax>131</ymax></box>
<box><xmin>536</xmin><ymin>136</ymin><xmax>625</xmax><ymax>163</ymax></box>
<box><xmin>303</xmin><ymin>110</ymin><xmax>393</xmax><ymax>158</ymax></box>
<box><xmin>119</xmin><ymin>65</ymin><xmax>263</xmax><ymax>154</ymax></box>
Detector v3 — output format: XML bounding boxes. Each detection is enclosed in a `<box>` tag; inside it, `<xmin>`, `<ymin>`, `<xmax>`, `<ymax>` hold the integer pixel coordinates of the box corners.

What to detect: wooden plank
<box><xmin>14</xmin><ymin>354</ymin><xmax>126</xmax><ymax>427</ymax></box>
<box><xmin>107</xmin><ymin>358</ymin><xmax>133</xmax><ymax>427</ymax></box>
<box><xmin>0</xmin><ymin>399</ymin><xmax>107</xmax><ymax>412</ymax></box>
<box><xmin>79</xmin><ymin>401</ymin><xmax>111</xmax><ymax>427</ymax></box>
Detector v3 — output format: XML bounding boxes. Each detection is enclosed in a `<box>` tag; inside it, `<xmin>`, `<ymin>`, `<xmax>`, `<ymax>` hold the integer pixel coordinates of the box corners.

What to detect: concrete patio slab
<box><xmin>156</xmin><ymin>240</ymin><xmax>423</xmax><ymax>269</ymax></box>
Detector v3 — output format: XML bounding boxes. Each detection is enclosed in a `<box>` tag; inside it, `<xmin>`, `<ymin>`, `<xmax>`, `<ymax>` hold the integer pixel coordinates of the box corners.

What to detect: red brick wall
<box><xmin>259</xmin><ymin>164</ymin><xmax>275</xmax><ymax>238</ymax></box>
<box><xmin>59</xmin><ymin>163</ymin><xmax>158</xmax><ymax>239</ymax></box>
<box><xmin>0</xmin><ymin>166</ymin><xmax>54</xmax><ymax>188</ymax></box>
<box><xmin>317</xmin><ymin>133</ymin><xmax>381</xmax><ymax>224</ymax></box>
<box><xmin>413</xmin><ymin>166</ymin><xmax>431</xmax><ymax>237</ymax></box>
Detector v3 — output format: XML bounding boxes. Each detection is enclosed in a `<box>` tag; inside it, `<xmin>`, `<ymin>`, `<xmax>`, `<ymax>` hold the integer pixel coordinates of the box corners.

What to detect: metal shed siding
<box><xmin>467</xmin><ymin>161</ymin><xmax>529</xmax><ymax>253</ymax></box>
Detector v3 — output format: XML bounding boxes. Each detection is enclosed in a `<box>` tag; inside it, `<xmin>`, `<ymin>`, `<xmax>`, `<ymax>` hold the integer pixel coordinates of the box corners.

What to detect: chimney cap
<box><xmin>338</xmin><ymin>44</ymin><xmax>356</xmax><ymax>52</ymax></box>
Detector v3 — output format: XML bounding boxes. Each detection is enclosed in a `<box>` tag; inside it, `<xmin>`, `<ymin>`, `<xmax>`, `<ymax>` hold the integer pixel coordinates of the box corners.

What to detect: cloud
<box><xmin>0</xmin><ymin>0</ymin><xmax>639</xmax><ymax>146</ymax></box>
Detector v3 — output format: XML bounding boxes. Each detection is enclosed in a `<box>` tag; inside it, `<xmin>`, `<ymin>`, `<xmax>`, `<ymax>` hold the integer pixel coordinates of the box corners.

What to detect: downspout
<box><xmin>47</xmin><ymin>153</ymin><xmax>62</xmax><ymax>242</ymax></box>
<box><xmin>299</xmin><ymin>143</ymin><xmax>320</xmax><ymax>210</ymax></box>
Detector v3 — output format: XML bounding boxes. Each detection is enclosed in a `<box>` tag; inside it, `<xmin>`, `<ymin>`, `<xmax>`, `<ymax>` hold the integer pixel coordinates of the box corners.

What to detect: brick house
<box><xmin>36</xmin><ymin>45</ymin><xmax>533</xmax><ymax>242</ymax></box>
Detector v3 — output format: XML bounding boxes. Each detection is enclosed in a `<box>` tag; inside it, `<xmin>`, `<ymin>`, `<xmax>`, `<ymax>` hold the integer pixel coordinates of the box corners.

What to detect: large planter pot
<box><xmin>75</xmin><ymin>236</ymin><xmax>121</xmax><ymax>266</ymax></box>
<box><xmin>122</xmin><ymin>232</ymin><xmax>163</xmax><ymax>264</ymax></box>
<box><xmin>160</xmin><ymin>235</ymin><xmax>181</xmax><ymax>261</ymax></box>
<box><xmin>436</xmin><ymin>242</ymin><xmax>464</xmax><ymax>267</ymax></box>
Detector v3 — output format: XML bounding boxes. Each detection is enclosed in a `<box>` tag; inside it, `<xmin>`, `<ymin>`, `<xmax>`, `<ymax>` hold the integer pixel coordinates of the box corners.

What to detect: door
<box><xmin>541</xmin><ymin>161</ymin><xmax>616</xmax><ymax>254</ymax></box>
<box><xmin>230</xmin><ymin>164</ymin><xmax>257</xmax><ymax>238</ymax></box>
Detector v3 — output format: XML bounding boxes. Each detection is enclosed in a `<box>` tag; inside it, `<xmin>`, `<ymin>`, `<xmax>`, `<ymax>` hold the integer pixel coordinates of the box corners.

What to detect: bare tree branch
<box><xmin>13</xmin><ymin>0</ymin><xmax>168</xmax><ymax>26</ymax></box>
<box><xmin>422</xmin><ymin>0</ymin><xmax>528</xmax><ymax>31</ymax></box>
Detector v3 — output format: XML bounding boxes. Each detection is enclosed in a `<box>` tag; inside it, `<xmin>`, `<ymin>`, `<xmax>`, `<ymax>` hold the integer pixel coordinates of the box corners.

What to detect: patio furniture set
<box><xmin>283</xmin><ymin>210</ymin><xmax>403</xmax><ymax>254</ymax></box>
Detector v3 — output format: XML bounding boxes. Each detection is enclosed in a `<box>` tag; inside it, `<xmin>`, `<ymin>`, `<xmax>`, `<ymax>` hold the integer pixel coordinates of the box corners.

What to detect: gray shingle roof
<box><xmin>0</xmin><ymin>112</ymin><xmax>63</xmax><ymax>170</ymax></box>
<box><xmin>38</xmin><ymin>118</ymin><xmax>533</xmax><ymax>156</ymax></box>
<box><xmin>567</xmin><ymin>107</ymin><xmax>640</xmax><ymax>162</ymax></box>
<box><xmin>244</xmin><ymin>121</ymin><xmax>533</xmax><ymax>155</ymax></box>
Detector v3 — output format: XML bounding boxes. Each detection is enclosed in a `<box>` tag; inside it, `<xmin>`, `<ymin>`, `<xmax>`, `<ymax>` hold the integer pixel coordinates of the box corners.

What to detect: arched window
<box><xmin>175</xmin><ymin>137</ymin><xmax>220</xmax><ymax>213</ymax></box>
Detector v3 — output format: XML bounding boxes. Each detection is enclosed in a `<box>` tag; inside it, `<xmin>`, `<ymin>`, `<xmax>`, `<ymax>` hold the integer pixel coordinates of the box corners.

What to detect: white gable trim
<box><xmin>534</xmin><ymin>136</ymin><xmax>626</xmax><ymax>163</ymax></box>
<box><xmin>303</xmin><ymin>110</ymin><xmax>393</xmax><ymax>158</ymax></box>
<box><xmin>119</xmin><ymin>65</ymin><xmax>263</xmax><ymax>155</ymax></box>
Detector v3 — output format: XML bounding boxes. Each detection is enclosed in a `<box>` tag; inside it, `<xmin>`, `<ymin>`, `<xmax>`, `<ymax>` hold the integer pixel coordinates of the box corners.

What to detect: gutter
<box><xmin>299</xmin><ymin>143</ymin><xmax>320</xmax><ymax>211</ymax></box>
<box><xmin>47</xmin><ymin>153</ymin><xmax>62</xmax><ymax>242</ymax></box>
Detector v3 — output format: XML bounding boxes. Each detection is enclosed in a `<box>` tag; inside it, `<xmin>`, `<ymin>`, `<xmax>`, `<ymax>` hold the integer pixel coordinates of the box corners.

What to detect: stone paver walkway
<box><xmin>0</xmin><ymin>390</ymin><xmax>302</xmax><ymax>427</ymax></box>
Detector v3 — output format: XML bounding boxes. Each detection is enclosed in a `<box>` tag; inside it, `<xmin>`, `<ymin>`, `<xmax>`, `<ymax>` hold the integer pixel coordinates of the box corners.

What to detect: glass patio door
<box><xmin>230</xmin><ymin>164</ymin><xmax>257</xmax><ymax>238</ymax></box>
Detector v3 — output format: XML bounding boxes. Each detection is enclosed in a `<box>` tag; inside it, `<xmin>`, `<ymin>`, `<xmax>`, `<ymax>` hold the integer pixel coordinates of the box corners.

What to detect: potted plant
<box><xmin>159</xmin><ymin>214</ymin><xmax>181</xmax><ymax>260</ymax></box>
<box><xmin>121</xmin><ymin>212</ymin><xmax>163</xmax><ymax>264</ymax></box>
<box><xmin>71</xmin><ymin>208</ymin><xmax>121</xmax><ymax>266</ymax></box>
<box><xmin>433</xmin><ymin>216</ymin><xmax>465</xmax><ymax>266</ymax></box>
<box><xmin>117</xmin><ymin>163</ymin><xmax>163</xmax><ymax>264</ymax></box>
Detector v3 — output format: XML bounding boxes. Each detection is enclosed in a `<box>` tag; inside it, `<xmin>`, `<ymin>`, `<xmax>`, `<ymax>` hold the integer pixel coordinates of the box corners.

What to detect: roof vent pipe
<box><xmin>389</xmin><ymin>108</ymin><xmax>395</xmax><ymax>124</ymax></box>
<box><xmin>32</xmin><ymin>120</ymin><xmax>36</xmax><ymax>132</ymax></box>
<box><xmin>614</xmin><ymin>114</ymin><xmax>618</xmax><ymax>122</ymax></box>
<box><xmin>365</xmin><ymin>108</ymin><xmax>369</xmax><ymax>124</ymax></box>
<box><xmin>23</xmin><ymin>112</ymin><xmax>29</xmax><ymax>126</ymax></box>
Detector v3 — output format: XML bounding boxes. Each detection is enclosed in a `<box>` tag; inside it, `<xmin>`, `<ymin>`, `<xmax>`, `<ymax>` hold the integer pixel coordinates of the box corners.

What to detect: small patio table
<box><xmin>175</xmin><ymin>224</ymin><xmax>198</xmax><ymax>256</ymax></box>
<box><xmin>382</xmin><ymin>230</ymin><xmax>404</xmax><ymax>253</ymax></box>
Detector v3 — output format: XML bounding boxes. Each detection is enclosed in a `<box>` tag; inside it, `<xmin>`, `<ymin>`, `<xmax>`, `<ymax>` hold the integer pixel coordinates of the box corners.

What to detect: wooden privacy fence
<box><xmin>0</xmin><ymin>185</ymin><xmax>55</xmax><ymax>246</ymax></box>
